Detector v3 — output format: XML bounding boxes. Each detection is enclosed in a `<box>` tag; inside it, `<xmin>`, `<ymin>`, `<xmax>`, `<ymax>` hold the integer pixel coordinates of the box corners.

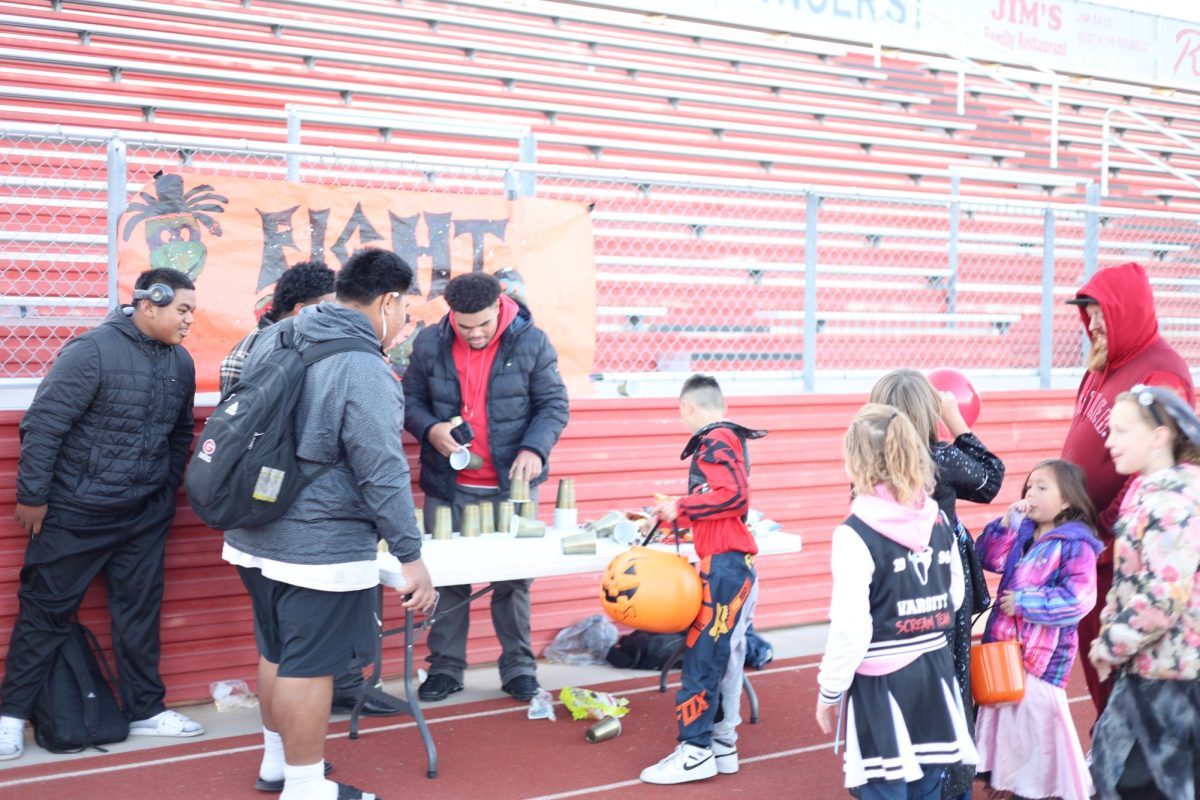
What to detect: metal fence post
<box><xmin>517</xmin><ymin>132</ymin><xmax>537</xmax><ymax>198</ymax></box>
<box><xmin>1039</xmin><ymin>207</ymin><xmax>1055</xmax><ymax>388</ymax></box>
<box><xmin>803</xmin><ymin>192</ymin><xmax>818</xmax><ymax>393</ymax></box>
<box><xmin>947</xmin><ymin>173</ymin><xmax>960</xmax><ymax>324</ymax></box>
<box><xmin>1081</xmin><ymin>181</ymin><xmax>1100</xmax><ymax>364</ymax></box>
<box><xmin>106</xmin><ymin>134</ymin><xmax>127</xmax><ymax>311</ymax></box>
<box><xmin>286</xmin><ymin>108</ymin><xmax>300</xmax><ymax>182</ymax></box>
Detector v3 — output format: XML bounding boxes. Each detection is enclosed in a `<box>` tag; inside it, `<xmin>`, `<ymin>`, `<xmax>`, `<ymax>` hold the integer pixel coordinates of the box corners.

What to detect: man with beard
<box><xmin>1061</xmin><ymin>261</ymin><xmax>1193</xmax><ymax>717</ymax></box>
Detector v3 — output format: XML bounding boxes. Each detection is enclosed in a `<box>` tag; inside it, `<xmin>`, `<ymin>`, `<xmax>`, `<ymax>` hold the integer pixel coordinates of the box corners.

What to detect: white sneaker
<box><xmin>712</xmin><ymin>738</ymin><xmax>739</xmax><ymax>774</ymax></box>
<box><xmin>640</xmin><ymin>743</ymin><xmax>717</xmax><ymax>784</ymax></box>
<box><xmin>0</xmin><ymin>723</ymin><xmax>24</xmax><ymax>761</ymax></box>
<box><xmin>128</xmin><ymin>709</ymin><xmax>205</xmax><ymax>738</ymax></box>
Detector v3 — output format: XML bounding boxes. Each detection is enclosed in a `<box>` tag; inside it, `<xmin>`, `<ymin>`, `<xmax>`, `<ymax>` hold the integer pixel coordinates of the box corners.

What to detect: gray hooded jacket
<box><xmin>224</xmin><ymin>303</ymin><xmax>422</xmax><ymax>567</ymax></box>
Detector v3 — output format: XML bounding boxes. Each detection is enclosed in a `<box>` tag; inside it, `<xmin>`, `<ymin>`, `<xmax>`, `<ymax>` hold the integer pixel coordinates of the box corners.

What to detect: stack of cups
<box><xmin>461</xmin><ymin>504</ymin><xmax>481</xmax><ymax>538</ymax></box>
<box><xmin>554</xmin><ymin>478</ymin><xmax>577</xmax><ymax>531</ymax></box>
<box><xmin>479</xmin><ymin>501</ymin><xmax>495</xmax><ymax>534</ymax></box>
<box><xmin>496</xmin><ymin>501</ymin><xmax>514</xmax><ymax>534</ymax></box>
<box><xmin>432</xmin><ymin>506</ymin><xmax>453</xmax><ymax>541</ymax></box>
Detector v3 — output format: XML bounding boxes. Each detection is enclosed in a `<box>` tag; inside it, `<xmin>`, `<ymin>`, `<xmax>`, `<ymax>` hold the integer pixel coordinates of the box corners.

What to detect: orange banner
<box><xmin>117</xmin><ymin>173</ymin><xmax>596</xmax><ymax>394</ymax></box>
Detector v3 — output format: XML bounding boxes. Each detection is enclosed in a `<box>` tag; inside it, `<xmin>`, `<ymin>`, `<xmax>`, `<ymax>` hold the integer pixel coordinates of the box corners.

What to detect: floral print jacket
<box><xmin>1093</xmin><ymin>463</ymin><xmax>1200</xmax><ymax>681</ymax></box>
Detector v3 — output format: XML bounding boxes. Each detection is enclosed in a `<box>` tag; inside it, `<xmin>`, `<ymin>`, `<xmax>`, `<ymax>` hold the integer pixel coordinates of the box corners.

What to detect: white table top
<box><xmin>378</xmin><ymin>529</ymin><xmax>803</xmax><ymax>589</ymax></box>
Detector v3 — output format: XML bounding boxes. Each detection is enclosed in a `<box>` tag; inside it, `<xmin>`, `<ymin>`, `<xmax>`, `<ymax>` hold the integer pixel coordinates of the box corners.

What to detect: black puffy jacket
<box><xmin>16</xmin><ymin>307</ymin><xmax>196</xmax><ymax>513</ymax></box>
<box><xmin>403</xmin><ymin>303</ymin><xmax>569</xmax><ymax>499</ymax></box>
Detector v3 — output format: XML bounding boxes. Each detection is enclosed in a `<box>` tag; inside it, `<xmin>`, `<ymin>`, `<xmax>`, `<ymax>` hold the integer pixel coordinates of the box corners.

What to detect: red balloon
<box><xmin>927</xmin><ymin>368</ymin><xmax>981</xmax><ymax>428</ymax></box>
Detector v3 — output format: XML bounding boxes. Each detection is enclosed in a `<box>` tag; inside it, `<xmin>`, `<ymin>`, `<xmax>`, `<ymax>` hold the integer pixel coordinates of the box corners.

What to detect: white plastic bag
<box><xmin>543</xmin><ymin>614</ymin><xmax>618</xmax><ymax>666</ymax></box>
<box><xmin>209</xmin><ymin>679</ymin><xmax>259</xmax><ymax>712</ymax></box>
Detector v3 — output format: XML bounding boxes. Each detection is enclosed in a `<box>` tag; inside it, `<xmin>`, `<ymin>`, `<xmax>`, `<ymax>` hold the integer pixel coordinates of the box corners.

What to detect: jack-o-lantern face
<box><xmin>601</xmin><ymin>560</ymin><xmax>641</xmax><ymax>622</ymax></box>
<box><xmin>599</xmin><ymin>547</ymin><xmax>702</xmax><ymax>634</ymax></box>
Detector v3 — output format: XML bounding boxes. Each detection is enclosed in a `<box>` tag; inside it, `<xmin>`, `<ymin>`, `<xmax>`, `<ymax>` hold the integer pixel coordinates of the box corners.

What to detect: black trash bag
<box><xmin>606</xmin><ymin>630</ymin><xmax>685</xmax><ymax>670</ymax></box>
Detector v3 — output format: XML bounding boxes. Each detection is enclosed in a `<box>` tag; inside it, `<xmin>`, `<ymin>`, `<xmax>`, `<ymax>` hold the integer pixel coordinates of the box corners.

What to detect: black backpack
<box><xmin>185</xmin><ymin>318</ymin><xmax>380</xmax><ymax>530</ymax></box>
<box><xmin>31</xmin><ymin>620</ymin><xmax>129</xmax><ymax>753</ymax></box>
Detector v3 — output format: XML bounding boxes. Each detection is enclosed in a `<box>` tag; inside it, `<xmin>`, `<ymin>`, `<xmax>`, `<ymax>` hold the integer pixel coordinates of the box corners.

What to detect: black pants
<box><xmin>0</xmin><ymin>490</ymin><xmax>175</xmax><ymax>721</ymax></box>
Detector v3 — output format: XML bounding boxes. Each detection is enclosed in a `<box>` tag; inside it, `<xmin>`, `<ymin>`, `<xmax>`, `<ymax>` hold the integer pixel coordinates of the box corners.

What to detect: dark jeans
<box><xmin>1079</xmin><ymin>560</ymin><xmax>1115</xmax><ymax>717</ymax></box>
<box><xmin>0</xmin><ymin>490</ymin><xmax>175</xmax><ymax>721</ymax></box>
<box><xmin>422</xmin><ymin>485</ymin><xmax>537</xmax><ymax>684</ymax></box>
<box><xmin>858</xmin><ymin>768</ymin><xmax>944</xmax><ymax>800</ymax></box>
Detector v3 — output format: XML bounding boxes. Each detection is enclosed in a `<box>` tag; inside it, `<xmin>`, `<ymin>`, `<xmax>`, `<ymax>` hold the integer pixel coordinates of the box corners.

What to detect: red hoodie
<box><xmin>451</xmin><ymin>294</ymin><xmax>518</xmax><ymax>487</ymax></box>
<box><xmin>1061</xmin><ymin>262</ymin><xmax>1194</xmax><ymax>541</ymax></box>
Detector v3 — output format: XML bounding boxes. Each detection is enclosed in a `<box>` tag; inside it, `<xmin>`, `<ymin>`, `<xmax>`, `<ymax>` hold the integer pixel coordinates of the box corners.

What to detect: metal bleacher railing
<box><xmin>3</xmin><ymin>122</ymin><xmax>1200</xmax><ymax>404</ymax></box>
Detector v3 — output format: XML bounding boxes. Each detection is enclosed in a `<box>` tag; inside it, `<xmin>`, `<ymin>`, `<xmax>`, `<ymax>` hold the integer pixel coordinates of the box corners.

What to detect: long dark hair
<box><xmin>1022</xmin><ymin>459</ymin><xmax>1098</xmax><ymax>533</ymax></box>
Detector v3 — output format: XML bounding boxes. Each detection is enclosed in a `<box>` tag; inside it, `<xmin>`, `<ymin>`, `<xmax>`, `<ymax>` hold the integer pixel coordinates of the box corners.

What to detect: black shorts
<box><xmin>237</xmin><ymin>566</ymin><xmax>376</xmax><ymax>678</ymax></box>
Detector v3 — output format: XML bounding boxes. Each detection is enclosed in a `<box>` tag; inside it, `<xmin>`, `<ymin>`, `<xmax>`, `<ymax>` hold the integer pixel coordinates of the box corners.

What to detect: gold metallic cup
<box><xmin>496</xmin><ymin>501</ymin><xmax>514</xmax><ymax>534</ymax></box>
<box><xmin>561</xmin><ymin>531</ymin><xmax>597</xmax><ymax>555</ymax></box>
<box><xmin>587</xmin><ymin>510</ymin><xmax>625</xmax><ymax>538</ymax></box>
<box><xmin>478</xmin><ymin>502</ymin><xmax>495</xmax><ymax>534</ymax></box>
<box><xmin>460</xmin><ymin>503</ymin><xmax>481</xmax><ymax>538</ymax></box>
<box><xmin>432</xmin><ymin>506</ymin><xmax>453</xmax><ymax>541</ymax></box>
<box><xmin>555</xmin><ymin>478</ymin><xmax>575</xmax><ymax>510</ymax></box>
<box><xmin>521</xmin><ymin>499</ymin><xmax>539</xmax><ymax>520</ymax></box>
<box><xmin>512</xmin><ymin>516</ymin><xmax>547</xmax><ymax>538</ymax></box>
<box><xmin>414</xmin><ymin>507</ymin><xmax>424</xmax><ymax>535</ymax></box>
<box><xmin>509</xmin><ymin>477</ymin><xmax>530</xmax><ymax>503</ymax></box>
<box><xmin>585</xmin><ymin>716</ymin><xmax>622</xmax><ymax>743</ymax></box>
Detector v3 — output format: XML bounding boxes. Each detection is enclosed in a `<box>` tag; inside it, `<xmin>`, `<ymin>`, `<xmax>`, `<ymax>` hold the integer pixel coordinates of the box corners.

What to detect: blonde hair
<box><xmin>1114</xmin><ymin>391</ymin><xmax>1200</xmax><ymax>466</ymax></box>
<box><xmin>868</xmin><ymin>369</ymin><xmax>942</xmax><ymax>448</ymax></box>
<box><xmin>844</xmin><ymin>403</ymin><xmax>935</xmax><ymax>506</ymax></box>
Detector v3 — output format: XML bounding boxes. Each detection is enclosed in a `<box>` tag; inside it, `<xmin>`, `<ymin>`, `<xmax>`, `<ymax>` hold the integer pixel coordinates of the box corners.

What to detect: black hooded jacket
<box><xmin>16</xmin><ymin>307</ymin><xmax>195</xmax><ymax>513</ymax></box>
<box><xmin>403</xmin><ymin>302</ymin><xmax>569</xmax><ymax>499</ymax></box>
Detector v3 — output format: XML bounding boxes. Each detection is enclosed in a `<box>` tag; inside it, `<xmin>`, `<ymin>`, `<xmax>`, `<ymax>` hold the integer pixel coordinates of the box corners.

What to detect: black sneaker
<box><xmin>330</xmin><ymin>687</ymin><xmax>407</xmax><ymax>717</ymax></box>
<box><xmin>254</xmin><ymin>761</ymin><xmax>333</xmax><ymax>793</ymax></box>
<box><xmin>501</xmin><ymin>674</ymin><xmax>540</xmax><ymax>701</ymax></box>
<box><xmin>417</xmin><ymin>673</ymin><xmax>464</xmax><ymax>702</ymax></box>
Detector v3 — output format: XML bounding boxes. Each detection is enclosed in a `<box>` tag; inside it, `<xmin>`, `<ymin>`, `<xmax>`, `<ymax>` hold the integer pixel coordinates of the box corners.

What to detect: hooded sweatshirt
<box><xmin>976</xmin><ymin>516</ymin><xmax>1102</xmax><ymax>687</ymax></box>
<box><xmin>223</xmin><ymin>303</ymin><xmax>423</xmax><ymax>592</ymax></box>
<box><xmin>817</xmin><ymin>488</ymin><xmax>965</xmax><ymax>703</ymax></box>
<box><xmin>1061</xmin><ymin>262</ymin><xmax>1194</xmax><ymax>539</ymax></box>
<box><xmin>450</xmin><ymin>293</ymin><xmax>518</xmax><ymax>487</ymax></box>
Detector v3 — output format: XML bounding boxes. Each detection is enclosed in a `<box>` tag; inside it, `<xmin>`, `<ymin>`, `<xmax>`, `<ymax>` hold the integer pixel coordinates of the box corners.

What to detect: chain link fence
<box><xmin>3</xmin><ymin>125</ymin><xmax>1200</xmax><ymax>393</ymax></box>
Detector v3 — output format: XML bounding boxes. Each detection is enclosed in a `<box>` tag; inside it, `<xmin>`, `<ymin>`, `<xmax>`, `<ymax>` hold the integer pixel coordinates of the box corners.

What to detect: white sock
<box><xmin>0</xmin><ymin>717</ymin><xmax>24</xmax><ymax>731</ymax></box>
<box><xmin>259</xmin><ymin>727</ymin><xmax>284</xmax><ymax>781</ymax></box>
<box><xmin>279</xmin><ymin>761</ymin><xmax>334</xmax><ymax>800</ymax></box>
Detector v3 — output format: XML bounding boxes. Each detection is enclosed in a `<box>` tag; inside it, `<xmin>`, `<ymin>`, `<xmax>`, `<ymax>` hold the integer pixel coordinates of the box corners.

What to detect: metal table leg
<box><xmin>350</xmin><ymin>587</ymin><xmax>439</xmax><ymax>778</ymax></box>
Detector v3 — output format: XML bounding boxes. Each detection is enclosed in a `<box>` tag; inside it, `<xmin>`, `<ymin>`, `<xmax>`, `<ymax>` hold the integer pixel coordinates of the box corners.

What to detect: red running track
<box><xmin>0</xmin><ymin>655</ymin><xmax>1096</xmax><ymax>799</ymax></box>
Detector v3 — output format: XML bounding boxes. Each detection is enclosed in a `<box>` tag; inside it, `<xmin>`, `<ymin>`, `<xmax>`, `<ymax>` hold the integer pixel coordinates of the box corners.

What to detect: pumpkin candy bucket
<box><xmin>599</xmin><ymin>546</ymin><xmax>702</xmax><ymax>633</ymax></box>
<box><xmin>970</xmin><ymin>639</ymin><xmax>1025</xmax><ymax>705</ymax></box>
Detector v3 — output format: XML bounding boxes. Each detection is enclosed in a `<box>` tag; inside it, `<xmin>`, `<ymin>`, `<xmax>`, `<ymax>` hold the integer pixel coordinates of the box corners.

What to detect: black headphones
<box><xmin>133</xmin><ymin>283</ymin><xmax>175</xmax><ymax>307</ymax></box>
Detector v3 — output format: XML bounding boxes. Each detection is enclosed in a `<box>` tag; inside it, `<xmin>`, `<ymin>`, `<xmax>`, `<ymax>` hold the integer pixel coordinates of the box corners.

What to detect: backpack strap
<box><xmin>276</xmin><ymin>317</ymin><xmax>381</xmax><ymax>364</ymax></box>
<box><xmin>78</xmin><ymin>622</ymin><xmax>122</xmax><ymax>707</ymax></box>
<box><xmin>300</xmin><ymin>336</ymin><xmax>382</xmax><ymax>365</ymax></box>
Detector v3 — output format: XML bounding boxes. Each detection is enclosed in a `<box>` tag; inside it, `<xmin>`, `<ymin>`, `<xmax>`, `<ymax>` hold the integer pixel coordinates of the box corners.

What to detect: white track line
<box><xmin>0</xmin><ymin>661</ymin><xmax>1089</xmax><ymax>791</ymax></box>
<box><xmin>525</xmin><ymin>691</ymin><xmax>1096</xmax><ymax>800</ymax></box>
<box><xmin>523</xmin><ymin>740</ymin><xmax>847</xmax><ymax>799</ymax></box>
<box><xmin>0</xmin><ymin>662</ymin><xmax>816</xmax><ymax>789</ymax></box>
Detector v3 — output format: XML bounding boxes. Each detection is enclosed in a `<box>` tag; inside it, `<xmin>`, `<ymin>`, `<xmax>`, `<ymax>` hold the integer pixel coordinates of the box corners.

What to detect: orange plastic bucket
<box><xmin>970</xmin><ymin>640</ymin><xmax>1025</xmax><ymax>705</ymax></box>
